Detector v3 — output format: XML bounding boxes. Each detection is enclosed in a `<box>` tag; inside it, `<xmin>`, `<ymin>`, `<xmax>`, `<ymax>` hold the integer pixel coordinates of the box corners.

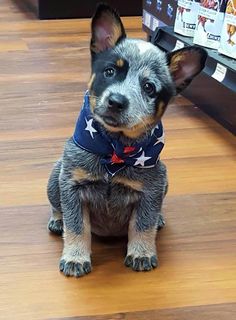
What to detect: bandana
<box><xmin>73</xmin><ymin>91</ymin><xmax>165</xmax><ymax>176</ymax></box>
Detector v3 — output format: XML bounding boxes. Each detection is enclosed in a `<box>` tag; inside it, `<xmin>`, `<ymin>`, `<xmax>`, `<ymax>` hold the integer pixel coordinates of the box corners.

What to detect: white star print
<box><xmin>134</xmin><ymin>151</ymin><xmax>152</xmax><ymax>167</ymax></box>
<box><xmin>153</xmin><ymin>131</ymin><xmax>165</xmax><ymax>146</ymax></box>
<box><xmin>85</xmin><ymin>118</ymin><xmax>97</xmax><ymax>139</ymax></box>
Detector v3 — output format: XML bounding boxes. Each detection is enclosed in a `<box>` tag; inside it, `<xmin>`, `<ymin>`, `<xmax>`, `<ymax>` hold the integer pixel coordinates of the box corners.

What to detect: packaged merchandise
<box><xmin>174</xmin><ymin>0</ymin><xmax>201</xmax><ymax>37</ymax></box>
<box><xmin>219</xmin><ymin>0</ymin><xmax>236</xmax><ymax>58</ymax></box>
<box><xmin>193</xmin><ymin>1</ymin><xmax>228</xmax><ymax>49</ymax></box>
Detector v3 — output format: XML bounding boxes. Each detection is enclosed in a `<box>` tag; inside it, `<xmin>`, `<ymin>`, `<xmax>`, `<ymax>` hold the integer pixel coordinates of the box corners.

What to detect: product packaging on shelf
<box><xmin>218</xmin><ymin>0</ymin><xmax>236</xmax><ymax>59</ymax></box>
<box><xmin>174</xmin><ymin>0</ymin><xmax>201</xmax><ymax>37</ymax></box>
<box><xmin>193</xmin><ymin>0</ymin><xmax>228</xmax><ymax>49</ymax></box>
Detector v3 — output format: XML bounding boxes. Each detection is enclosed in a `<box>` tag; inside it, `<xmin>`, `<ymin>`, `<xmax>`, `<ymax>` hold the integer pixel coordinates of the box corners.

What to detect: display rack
<box><xmin>22</xmin><ymin>0</ymin><xmax>142</xmax><ymax>19</ymax></box>
<box><xmin>142</xmin><ymin>5</ymin><xmax>236</xmax><ymax>135</ymax></box>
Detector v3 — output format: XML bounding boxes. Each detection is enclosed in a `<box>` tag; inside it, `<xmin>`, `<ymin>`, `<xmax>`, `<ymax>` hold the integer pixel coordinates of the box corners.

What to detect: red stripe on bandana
<box><xmin>111</xmin><ymin>151</ymin><xmax>125</xmax><ymax>164</ymax></box>
<box><xmin>123</xmin><ymin>146</ymin><xmax>136</xmax><ymax>154</ymax></box>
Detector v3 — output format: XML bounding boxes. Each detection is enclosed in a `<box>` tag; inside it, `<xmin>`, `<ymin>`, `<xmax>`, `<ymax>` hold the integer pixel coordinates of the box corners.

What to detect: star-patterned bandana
<box><xmin>73</xmin><ymin>91</ymin><xmax>165</xmax><ymax>176</ymax></box>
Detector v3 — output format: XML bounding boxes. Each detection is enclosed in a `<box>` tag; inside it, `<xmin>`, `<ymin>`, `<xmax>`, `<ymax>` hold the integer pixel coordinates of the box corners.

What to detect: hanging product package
<box><xmin>193</xmin><ymin>1</ymin><xmax>228</xmax><ymax>49</ymax></box>
<box><xmin>218</xmin><ymin>0</ymin><xmax>236</xmax><ymax>58</ymax></box>
<box><xmin>174</xmin><ymin>0</ymin><xmax>201</xmax><ymax>37</ymax></box>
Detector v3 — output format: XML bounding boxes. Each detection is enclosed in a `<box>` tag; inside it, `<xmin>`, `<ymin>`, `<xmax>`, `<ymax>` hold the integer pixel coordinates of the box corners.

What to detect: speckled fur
<box><xmin>47</xmin><ymin>4</ymin><xmax>207</xmax><ymax>277</ymax></box>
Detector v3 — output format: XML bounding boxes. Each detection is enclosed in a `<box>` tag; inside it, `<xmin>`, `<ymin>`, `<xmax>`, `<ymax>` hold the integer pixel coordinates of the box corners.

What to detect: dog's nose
<box><xmin>107</xmin><ymin>93</ymin><xmax>128</xmax><ymax>112</ymax></box>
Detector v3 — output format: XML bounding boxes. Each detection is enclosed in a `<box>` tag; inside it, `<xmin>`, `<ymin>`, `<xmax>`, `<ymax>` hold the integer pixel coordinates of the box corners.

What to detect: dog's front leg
<box><xmin>59</xmin><ymin>182</ymin><xmax>92</xmax><ymax>277</ymax></box>
<box><xmin>125</xmin><ymin>198</ymin><xmax>160</xmax><ymax>272</ymax></box>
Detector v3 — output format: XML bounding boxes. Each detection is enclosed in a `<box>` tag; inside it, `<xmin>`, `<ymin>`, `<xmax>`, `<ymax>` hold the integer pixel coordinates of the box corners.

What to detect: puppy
<box><xmin>47</xmin><ymin>4</ymin><xmax>207</xmax><ymax>277</ymax></box>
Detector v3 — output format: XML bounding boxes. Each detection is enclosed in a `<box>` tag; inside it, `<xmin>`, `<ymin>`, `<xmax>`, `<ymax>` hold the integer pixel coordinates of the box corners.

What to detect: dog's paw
<box><xmin>157</xmin><ymin>214</ymin><xmax>165</xmax><ymax>230</ymax></box>
<box><xmin>59</xmin><ymin>258</ymin><xmax>92</xmax><ymax>278</ymax></box>
<box><xmin>124</xmin><ymin>254</ymin><xmax>158</xmax><ymax>271</ymax></box>
<box><xmin>48</xmin><ymin>218</ymin><xmax>63</xmax><ymax>235</ymax></box>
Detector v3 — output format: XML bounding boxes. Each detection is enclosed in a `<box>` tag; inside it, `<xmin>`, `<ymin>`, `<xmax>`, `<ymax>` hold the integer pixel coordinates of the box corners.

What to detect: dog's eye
<box><xmin>104</xmin><ymin>67</ymin><xmax>116</xmax><ymax>78</ymax></box>
<box><xmin>143</xmin><ymin>82</ymin><xmax>155</xmax><ymax>95</ymax></box>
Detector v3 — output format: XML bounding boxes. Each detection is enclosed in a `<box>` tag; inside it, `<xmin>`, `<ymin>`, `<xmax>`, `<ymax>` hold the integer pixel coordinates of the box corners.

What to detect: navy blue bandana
<box><xmin>73</xmin><ymin>91</ymin><xmax>165</xmax><ymax>176</ymax></box>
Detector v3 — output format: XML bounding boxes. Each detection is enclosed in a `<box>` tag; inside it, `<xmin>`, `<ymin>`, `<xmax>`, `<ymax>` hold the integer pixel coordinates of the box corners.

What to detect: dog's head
<box><xmin>88</xmin><ymin>4</ymin><xmax>207</xmax><ymax>139</ymax></box>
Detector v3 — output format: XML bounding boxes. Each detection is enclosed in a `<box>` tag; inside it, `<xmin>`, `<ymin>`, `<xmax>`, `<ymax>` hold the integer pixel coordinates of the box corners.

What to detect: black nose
<box><xmin>107</xmin><ymin>93</ymin><xmax>129</xmax><ymax>112</ymax></box>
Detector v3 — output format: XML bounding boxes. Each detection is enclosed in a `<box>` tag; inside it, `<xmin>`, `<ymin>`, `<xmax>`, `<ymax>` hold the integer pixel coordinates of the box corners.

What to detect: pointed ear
<box><xmin>90</xmin><ymin>3</ymin><xmax>126</xmax><ymax>54</ymax></box>
<box><xmin>167</xmin><ymin>47</ymin><xmax>207</xmax><ymax>94</ymax></box>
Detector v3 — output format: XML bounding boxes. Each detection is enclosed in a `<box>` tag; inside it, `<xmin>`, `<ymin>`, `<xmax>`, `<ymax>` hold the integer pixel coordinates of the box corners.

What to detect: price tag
<box><xmin>143</xmin><ymin>10</ymin><xmax>151</xmax><ymax>28</ymax></box>
<box><xmin>172</xmin><ymin>40</ymin><xmax>185</xmax><ymax>51</ymax></box>
<box><xmin>152</xmin><ymin>17</ymin><xmax>159</xmax><ymax>31</ymax></box>
<box><xmin>212</xmin><ymin>63</ymin><xmax>227</xmax><ymax>82</ymax></box>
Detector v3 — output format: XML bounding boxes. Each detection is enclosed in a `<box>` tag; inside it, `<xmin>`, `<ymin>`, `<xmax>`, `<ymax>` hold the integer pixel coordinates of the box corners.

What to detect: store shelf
<box><xmin>22</xmin><ymin>0</ymin><xmax>141</xmax><ymax>19</ymax></box>
<box><xmin>149</xmin><ymin>26</ymin><xmax>236</xmax><ymax>135</ymax></box>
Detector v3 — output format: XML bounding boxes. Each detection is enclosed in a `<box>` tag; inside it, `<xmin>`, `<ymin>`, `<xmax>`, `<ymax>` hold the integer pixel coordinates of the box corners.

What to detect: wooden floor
<box><xmin>0</xmin><ymin>1</ymin><xmax>236</xmax><ymax>319</ymax></box>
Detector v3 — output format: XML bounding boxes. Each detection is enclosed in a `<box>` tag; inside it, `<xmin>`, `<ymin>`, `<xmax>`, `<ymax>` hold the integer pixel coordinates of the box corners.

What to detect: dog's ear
<box><xmin>90</xmin><ymin>3</ymin><xmax>126</xmax><ymax>54</ymax></box>
<box><xmin>167</xmin><ymin>47</ymin><xmax>207</xmax><ymax>94</ymax></box>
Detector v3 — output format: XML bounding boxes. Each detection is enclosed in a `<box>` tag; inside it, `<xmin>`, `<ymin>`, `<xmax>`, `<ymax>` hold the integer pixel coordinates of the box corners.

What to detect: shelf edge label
<box><xmin>172</xmin><ymin>40</ymin><xmax>185</xmax><ymax>51</ymax></box>
<box><xmin>212</xmin><ymin>63</ymin><xmax>227</xmax><ymax>83</ymax></box>
<box><xmin>143</xmin><ymin>10</ymin><xmax>151</xmax><ymax>29</ymax></box>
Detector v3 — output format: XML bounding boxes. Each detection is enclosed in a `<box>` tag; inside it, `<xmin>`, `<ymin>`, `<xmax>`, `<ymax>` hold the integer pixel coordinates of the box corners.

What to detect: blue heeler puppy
<box><xmin>47</xmin><ymin>4</ymin><xmax>207</xmax><ymax>277</ymax></box>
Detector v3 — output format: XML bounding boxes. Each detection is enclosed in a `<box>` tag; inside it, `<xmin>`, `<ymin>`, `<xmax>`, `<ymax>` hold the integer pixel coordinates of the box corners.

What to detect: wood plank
<box><xmin>0</xmin><ymin>1</ymin><xmax>235</xmax><ymax>319</ymax></box>
<box><xmin>1</xmin><ymin>152</ymin><xmax>236</xmax><ymax>207</ymax></box>
<box><xmin>0</xmin><ymin>40</ymin><xmax>28</xmax><ymax>52</ymax></box>
<box><xmin>0</xmin><ymin>16</ymin><xmax>142</xmax><ymax>34</ymax></box>
<box><xmin>50</xmin><ymin>303</ymin><xmax>236</xmax><ymax>320</ymax></box>
<box><xmin>0</xmin><ymin>193</ymin><xmax>235</xmax><ymax>319</ymax></box>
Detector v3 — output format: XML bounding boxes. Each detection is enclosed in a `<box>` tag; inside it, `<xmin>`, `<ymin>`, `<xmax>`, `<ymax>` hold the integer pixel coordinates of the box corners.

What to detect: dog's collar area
<box><xmin>73</xmin><ymin>91</ymin><xmax>165</xmax><ymax>176</ymax></box>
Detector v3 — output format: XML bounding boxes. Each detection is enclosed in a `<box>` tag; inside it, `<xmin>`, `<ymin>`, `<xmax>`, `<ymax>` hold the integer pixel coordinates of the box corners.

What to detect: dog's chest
<box><xmin>80</xmin><ymin>177</ymin><xmax>141</xmax><ymax>236</ymax></box>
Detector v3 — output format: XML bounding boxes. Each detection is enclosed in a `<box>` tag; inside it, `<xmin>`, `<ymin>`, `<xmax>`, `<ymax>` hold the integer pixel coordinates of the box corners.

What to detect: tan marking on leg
<box><xmin>127</xmin><ymin>212</ymin><xmax>157</xmax><ymax>258</ymax></box>
<box><xmin>116</xmin><ymin>58</ymin><xmax>124</xmax><ymax>67</ymax></box>
<box><xmin>72</xmin><ymin>168</ymin><xmax>99</xmax><ymax>183</ymax></box>
<box><xmin>113</xmin><ymin>176</ymin><xmax>143</xmax><ymax>191</ymax></box>
<box><xmin>62</xmin><ymin>206</ymin><xmax>91</xmax><ymax>264</ymax></box>
<box><xmin>87</xmin><ymin>73</ymin><xmax>96</xmax><ymax>90</ymax></box>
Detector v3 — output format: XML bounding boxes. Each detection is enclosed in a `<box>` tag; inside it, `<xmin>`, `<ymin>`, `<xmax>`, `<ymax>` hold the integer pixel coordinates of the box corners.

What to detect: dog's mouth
<box><xmin>94</xmin><ymin>111</ymin><xmax>125</xmax><ymax>129</ymax></box>
<box><xmin>94</xmin><ymin>112</ymin><xmax>155</xmax><ymax>138</ymax></box>
<box><xmin>102</xmin><ymin>115</ymin><xmax>120</xmax><ymax>127</ymax></box>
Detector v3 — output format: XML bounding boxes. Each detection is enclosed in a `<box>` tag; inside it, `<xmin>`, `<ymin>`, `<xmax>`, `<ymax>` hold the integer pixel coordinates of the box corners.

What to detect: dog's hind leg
<box><xmin>157</xmin><ymin>213</ymin><xmax>165</xmax><ymax>230</ymax></box>
<box><xmin>47</xmin><ymin>159</ymin><xmax>63</xmax><ymax>235</ymax></box>
<box><xmin>48</xmin><ymin>208</ymin><xmax>63</xmax><ymax>235</ymax></box>
<box><xmin>157</xmin><ymin>175</ymin><xmax>168</xmax><ymax>230</ymax></box>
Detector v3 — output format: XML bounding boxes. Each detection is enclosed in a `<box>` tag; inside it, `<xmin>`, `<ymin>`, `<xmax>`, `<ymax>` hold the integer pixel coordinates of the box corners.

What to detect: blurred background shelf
<box><xmin>143</xmin><ymin>0</ymin><xmax>236</xmax><ymax>135</ymax></box>
<box><xmin>23</xmin><ymin>0</ymin><xmax>142</xmax><ymax>19</ymax></box>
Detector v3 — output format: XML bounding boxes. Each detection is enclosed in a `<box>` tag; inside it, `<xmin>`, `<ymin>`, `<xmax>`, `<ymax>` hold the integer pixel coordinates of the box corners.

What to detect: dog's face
<box><xmin>88</xmin><ymin>4</ymin><xmax>207</xmax><ymax>138</ymax></box>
